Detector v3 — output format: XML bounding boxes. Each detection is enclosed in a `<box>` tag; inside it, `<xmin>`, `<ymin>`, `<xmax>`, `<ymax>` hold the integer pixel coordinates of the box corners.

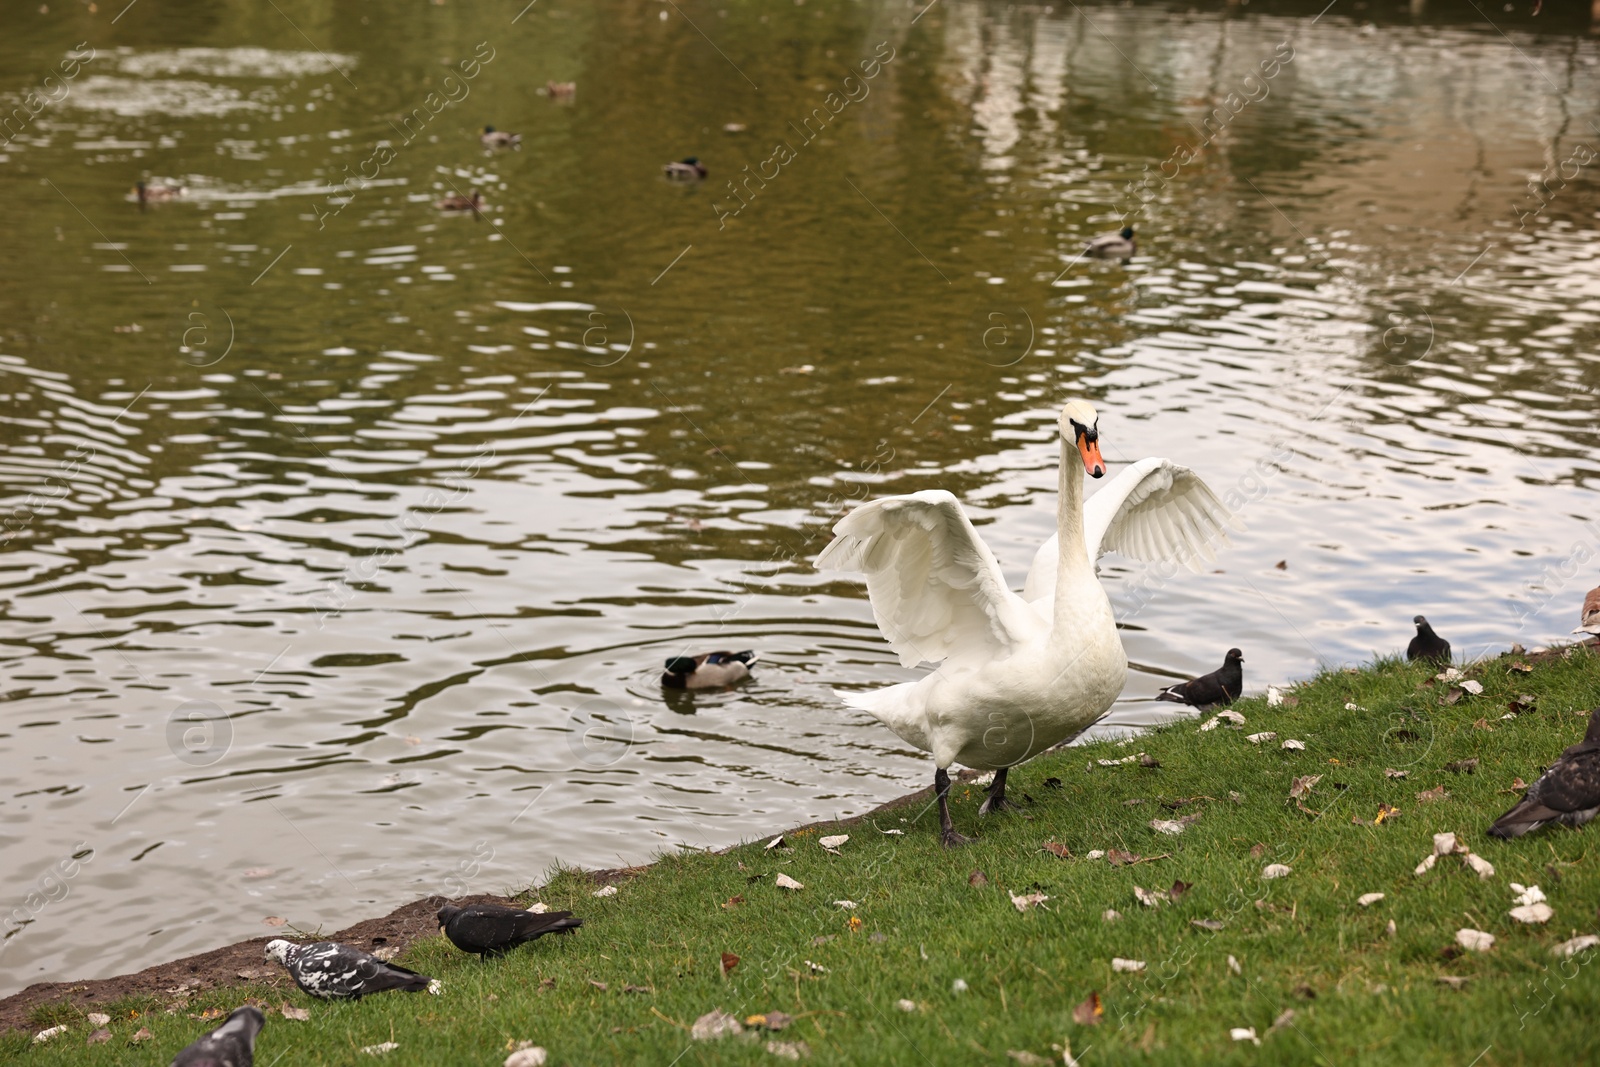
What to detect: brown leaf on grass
<box><xmin>1168</xmin><ymin>881</ymin><xmax>1194</xmax><ymax>901</ymax></box>
<box><xmin>1416</xmin><ymin>785</ymin><xmax>1450</xmax><ymax>803</ymax></box>
<box><xmin>87</xmin><ymin>1028</ymin><xmax>111</xmax><ymax>1045</ymax></box>
<box><xmin>1437</xmin><ymin>975</ymin><xmax>1469</xmax><ymax>989</ymax></box>
<box><xmin>1374</xmin><ymin>803</ymin><xmax>1400</xmax><ymax>824</ymax></box>
<box><xmin>722</xmin><ymin>896</ymin><xmax>744</xmax><ymax>909</ymax></box>
<box><xmin>280</xmin><ymin>1003</ymin><xmax>310</xmax><ymax>1021</ymax></box>
<box><xmin>1133</xmin><ymin>886</ymin><xmax>1164</xmax><ymax>908</ymax></box>
<box><xmin>1507</xmin><ymin>695</ymin><xmax>1536</xmax><ymax>715</ymax></box>
<box><xmin>1384</xmin><ymin>768</ymin><xmax>1408</xmax><ymax>779</ymax></box>
<box><xmin>1042</xmin><ymin>842</ymin><xmax>1072</xmax><ymax>859</ymax></box>
<box><xmin>1107</xmin><ymin>849</ymin><xmax>1141</xmax><ymax>866</ymax></box>
<box><xmin>624</xmin><ymin>985</ymin><xmax>654</xmax><ymax>994</ymax></box>
<box><xmin>1472</xmin><ymin>718</ymin><xmax>1493</xmax><ymax>731</ymax></box>
<box><xmin>538</xmin><ymin>977</ymin><xmax>556</xmax><ymax>992</ymax></box>
<box><xmin>721</xmin><ymin>953</ymin><xmax>740</xmax><ymax>977</ymax></box>
<box><xmin>589</xmin><ymin>980</ymin><xmax>608</xmax><ymax>991</ymax></box>
<box><xmin>1500</xmin><ymin>777</ymin><xmax>1528</xmax><ymax>794</ymax></box>
<box><xmin>1249</xmin><ymin>843</ymin><xmax>1267</xmax><ymax>858</ymax></box>
<box><xmin>1445</xmin><ymin>759</ymin><xmax>1479</xmax><ymax>775</ymax></box>
<box><xmin>1139</xmin><ymin>753</ymin><xmax>1161</xmax><ymax>769</ymax></box>
<box><xmin>1443</xmin><ymin>687</ymin><xmax>1465</xmax><ymax>705</ymax></box>
<box><xmin>969</xmin><ymin>869</ymin><xmax>990</xmax><ymax>887</ymax></box>
<box><xmin>1289</xmin><ymin>774</ymin><xmax>1322</xmax><ymax>799</ymax></box>
<box><xmin>1191</xmin><ymin>918</ymin><xmax>1225</xmax><ymax>931</ymax></box>
<box><xmin>131</xmin><ymin>1028</ymin><xmax>154</xmax><ymax>1044</ymax></box>
<box><xmin>1072</xmin><ymin>992</ymin><xmax>1103</xmax><ymax>1026</ymax></box>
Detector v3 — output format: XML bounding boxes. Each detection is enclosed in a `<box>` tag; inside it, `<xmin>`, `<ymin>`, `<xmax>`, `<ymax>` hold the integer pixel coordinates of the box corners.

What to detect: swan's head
<box><xmin>1059</xmin><ymin>400</ymin><xmax>1106</xmax><ymax>479</ymax></box>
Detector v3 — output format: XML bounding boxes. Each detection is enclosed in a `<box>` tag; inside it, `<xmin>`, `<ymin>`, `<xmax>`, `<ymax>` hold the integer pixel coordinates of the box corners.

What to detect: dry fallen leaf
<box><xmin>1247</xmin><ymin>732</ymin><xmax>1277</xmax><ymax>744</ymax></box>
<box><xmin>1011</xmin><ymin>891</ymin><xmax>1050</xmax><ymax>913</ymax></box>
<box><xmin>818</xmin><ymin>834</ymin><xmax>849</xmax><ymax>853</ymax></box>
<box><xmin>1472</xmin><ymin>718</ymin><xmax>1493</xmax><ymax>731</ymax></box>
<box><xmin>1463</xmin><ymin>852</ymin><xmax>1495</xmax><ymax>880</ymax></box>
<box><xmin>765</xmin><ymin>836</ymin><xmax>786</xmax><ymax>850</ymax></box>
<box><xmin>1191</xmin><ymin>918</ymin><xmax>1225</xmax><ymax>931</ymax></box>
<box><xmin>589</xmin><ymin>980</ymin><xmax>608</xmax><ymax>991</ymax></box>
<box><xmin>721</xmin><ymin>952</ymin><xmax>740</xmax><ymax>977</ymax></box>
<box><xmin>1262</xmin><ymin>864</ymin><xmax>1292</xmax><ymax>880</ymax></box>
<box><xmin>833</xmin><ymin>899</ymin><xmax>857</xmax><ymax>910</ymax></box>
<box><xmin>692</xmin><ymin>1010</ymin><xmax>743</xmax><ymax>1041</ymax></box>
<box><xmin>1374</xmin><ymin>803</ymin><xmax>1400</xmax><ymax>824</ymax></box>
<box><xmin>1102</xmin><ymin>909</ymin><xmax>1122</xmax><ymax>922</ymax></box>
<box><xmin>1230</xmin><ymin>1027</ymin><xmax>1261</xmax><ymax>1046</ymax></box>
<box><xmin>1437</xmin><ymin>975</ymin><xmax>1469</xmax><ymax>989</ymax></box>
<box><xmin>1111</xmin><ymin>958</ymin><xmax>1146</xmax><ymax>973</ymax></box>
<box><xmin>1553</xmin><ymin>935</ymin><xmax>1600</xmax><ymax>958</ymax></box>
<box><xmin>1456</xmin><ymin>928</ymin><xmax>1495</xmax><ymax>953</ymax></box>
<box><xmin>1510</xmin><ymin>903</ymin><xmax>1553</xmax><ymax>924</ymax></box>
<box><xmin>969</xmin><ymin>869</ymin><xmax>989</xmax><ymax>887</ymax></box>
<box><xmin>722</xmin><ymin>896</ymin><xmax>744</xmax><ymax>909</ymax></box>
<box><xmin>361</xmin><ymin>1043</ymin><xmax>399</xmax><ymax>1056</ymax></box>
<box><xmin>1133</xmin><ymin>885</ymin><xmax>1163</xmax><ymax>908</ymax></box>
<box><xmin>1460</xmin><ymin>680</ymin><xmax>1484</xmax><ymax>695</ymax></box>
<box><xmin>1149</xmin><ymin>819</ymin><xmax>1188</xmax><ymax>835</ymax></box>
<box><xmin>593</xmin><ymin>885</ymin><xmax>618</xmax><ymax>898</ymax></box>
<box><xmin>1358</xmin><ymin>893</ymin><xmax>1385</xmax><ymax>907</ymax></box>
<box><xmin>1384</xmin><ymin>768</ymin><xmax>1408</xmax><ymax>779</ymax></box>
<box><xmin>86</xmin><ymin>1028</ymin><xmax>111</xmax><ymax>1045</ymax></box>
<box><xmin>1168</xmin><ymin>880</ymin><xmax>1193</xmax><ymax>901</ymax></box>
<box><xmin>1042</xmin><ymin>841</ymin><xmax>1072</xmax><ymax>859</ymax></box>
<box><xmin>85</xmin><ymin>1014</ymin><xmax>109</xmax><ymax>1027</ymax></box>
<box><xmin>505</xmin><ymin>1048</ymin><xmax>548</xmax><ymax>1067</ymax></box>
<box><xmin>896</xmin><ymin>999</ymin><xmax>918</xmax><ymax>1012</ymax></box>
<box><xmin>1072</xmin><ymin>992</ymin><xmax>1103</xmax><ymax>1026</ymax></box>
<box><xmin>1007</xmin><ymin>1051</ymin><xmax>1052</xmax><ymax>1066</ymax></box>
<box><xmin>132</xmin><ymin>1027</ymin><xmax>154</xmax><ymax>1044</ymax></box>
<box><xmin>280</xmin><ymin>1003</ymin><xmax>310</xmax><ymax>1021</ymax></box>
<box><xmin>1445</xmin><ymin>759</ymin><xmax>1479</xmax><ymax>775</ymax></box>
<box><xmin>1289</xmin><ymin>774</ymin><xmax>1322</xmax><ymax>799</ymax></box>
<box><xmin>774</xmin><ymin>873</ymin><xmax>803</xmax><ymax>891</ymax></box>
<box><xmin>1509</xmin><ymin>660</ymin><xmax>1533</xmax><ymax>673</ymax></box>
<box><xmin>1416</xmin><ymin>785</ymin><xmax>1450</xmax><ymax>804</ymax></box>
<box><xmin>1282</xmin><ymin>739</ymin><xmax>1306</xmax><ymax>751</ymax></box>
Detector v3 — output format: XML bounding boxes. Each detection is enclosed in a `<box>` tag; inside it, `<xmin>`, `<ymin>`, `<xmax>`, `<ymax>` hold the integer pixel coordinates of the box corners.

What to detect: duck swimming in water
<box><xmin>662</xmin><ymin>650</ymin><xmax>758</xmax><ymax>689</ymax></box>
<box><xmin>1085</xmin><ymin>226</ymin><xmax>1135</xmax><ymax>259</ymax></box>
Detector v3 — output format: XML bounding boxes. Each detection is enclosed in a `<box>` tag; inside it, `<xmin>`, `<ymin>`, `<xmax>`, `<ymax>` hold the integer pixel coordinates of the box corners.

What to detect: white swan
<box><xmin>816</xmin><ymin>399</ymin><xmax>1233</xmax><ymax>846</ymax></box>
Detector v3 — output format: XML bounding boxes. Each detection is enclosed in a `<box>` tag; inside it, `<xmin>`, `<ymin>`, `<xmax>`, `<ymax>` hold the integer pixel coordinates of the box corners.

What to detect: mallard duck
<box><xmin>1157</xmin><ymin>649</ymin><xmax>1243</xmax><ymax>707</ymax></box>
<box><xmin>661</xmin><ymin>650</ymin><xmax>757</xmax><ymax>689</ymax></box>
<box><xmin>546</xmin><ymin>81</ymin><xmax>576</xmax><ymax>99</ymax></box>
<box><xmin>480</xmin><ymin>125</ymin><xmax>521</xmax><ymax>148</ymax></box>
<box><xmin>817</xmin><ymin>400</ymin><xmax>1233</xmax><ymax>846</ymax></box>
<box><xmin>1406</xmin><ymin>615</ymin><xmax>1451</xmax><ymax>666</ymax></box>
<box><xmin>133</xmin><ymin>180</ymin><xmax>186</xmax><ymax>203</ymax></box>
<box><xmin>434</xmin><ymin>190</ymin><xmax>484</xmax><ymax>213</ymax></box>
<box><xmin>1573</xmin><ymin>585</ymin><xmax>1600</xmax><ymax>637</ymax></box>
<box><xmin>1085</xmin><ymin>226</ymin><xmax>1135</xmax><ymax>259</ymax></box>
<box><xmin>663</xmin><ymin>157</ymin><xmax>707</xmax><ymax>180</ymax></box>
<box><xmin>1488</xmin><ymin>707</ymin><xmax>1600</xmax><ymax>839</ymax></box>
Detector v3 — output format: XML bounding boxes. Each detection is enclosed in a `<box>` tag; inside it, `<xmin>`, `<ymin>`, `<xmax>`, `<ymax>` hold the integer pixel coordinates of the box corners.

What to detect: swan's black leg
<box><xmin>935</xmin><ymin>767</ymin><xmax>972</xmax><ymax>848</ymax></box>
<box><xmin>978</xmin><ymin>766</ymin><xmax>1026</xmax><ymax>815</ymax></box>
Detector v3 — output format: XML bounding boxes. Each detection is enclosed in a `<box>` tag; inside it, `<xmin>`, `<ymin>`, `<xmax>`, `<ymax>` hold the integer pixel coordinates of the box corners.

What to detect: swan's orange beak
<box><xmin>1077</xmin><ymin>434</ymin><xmax>1106</xmax><ymax>479</ymax></box>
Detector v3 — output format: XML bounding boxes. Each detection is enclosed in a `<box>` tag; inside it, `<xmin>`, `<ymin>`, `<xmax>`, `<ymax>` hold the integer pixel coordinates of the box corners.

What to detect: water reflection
<box><xmin>1</xmin><ymin>0</ymin><xmax>1599</xmax><ymax>993</ymax></box>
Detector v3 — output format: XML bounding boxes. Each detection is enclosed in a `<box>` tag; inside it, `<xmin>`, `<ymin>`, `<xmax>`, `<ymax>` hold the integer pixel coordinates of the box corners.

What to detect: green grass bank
<box><xmin>8</xmin><ymin>645</ymin><xmax>1600</xmax><ymax>1066</ymax></box>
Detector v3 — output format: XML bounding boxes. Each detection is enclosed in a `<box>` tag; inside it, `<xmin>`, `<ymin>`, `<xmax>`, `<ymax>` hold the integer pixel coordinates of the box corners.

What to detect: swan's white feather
<box><xmin>816</xmin><ymin>489</ymin><xmax>1041</xmax><ymax>669</ymax></box>
<box><xmin>1023</xmin><ymin>457</ymin><xmax>1235</xmax><ymax>602</ymax></box>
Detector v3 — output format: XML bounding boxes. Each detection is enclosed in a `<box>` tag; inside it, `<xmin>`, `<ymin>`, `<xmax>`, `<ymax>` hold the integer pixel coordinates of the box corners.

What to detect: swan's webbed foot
<box><xmin>978</xmin><ymin>793</ymin><xmax>1026</xmax><ymax>816</ymax></box>
<box><xmin>940</xmin><ymin>827</ymin><xmax>974</xmax><ymax>848</ymax></box>
<box><xmin>978</xmin><ymin>767</ymin><xmax>1025</xmax><ymax>816</ymax></box>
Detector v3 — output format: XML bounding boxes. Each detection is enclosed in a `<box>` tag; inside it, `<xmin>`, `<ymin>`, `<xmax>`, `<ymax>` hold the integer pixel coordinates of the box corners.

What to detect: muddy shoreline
<box><xmin>0</xmin><ymin>769</ymin><xmax>976</xmax><ymax>1032</ymax></box>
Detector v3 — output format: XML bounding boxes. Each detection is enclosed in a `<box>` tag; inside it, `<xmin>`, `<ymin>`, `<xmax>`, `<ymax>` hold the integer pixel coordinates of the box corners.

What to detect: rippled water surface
<box><xmin>3</xmin><ymin>0</ymin><xmax>1600</xmax><ymax>993</ymax></box>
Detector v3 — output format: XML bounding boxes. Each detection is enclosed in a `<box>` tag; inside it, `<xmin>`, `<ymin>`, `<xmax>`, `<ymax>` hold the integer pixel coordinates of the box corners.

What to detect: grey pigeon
<box><xmin>170</xmin><ymin>1005</ymin><xmax>264</xmax><ymax>1067</ymax></box>
<box><xmin>1406</xmin><ymin>615</ymin><xmax>1451</xmax><ymax>666</ymax></box>
<box><xmin>1488</xmin><ymin>707</ymin><xmax>1600</xmax><ymax>839</ymax></box>
<box><xmin>437</xmin><ymin>903</ymin><xmax>582</xmax><ymax>957</ymax></box>
<box><xmin>1156</xmin><ymin>648</ymin><xmax>1242</xmax><ymax>707</ymax></box>
<box><xmin>264</xmin><ymin>939</ymin><xmax>437</xmax><ymax>1000</ymax></box>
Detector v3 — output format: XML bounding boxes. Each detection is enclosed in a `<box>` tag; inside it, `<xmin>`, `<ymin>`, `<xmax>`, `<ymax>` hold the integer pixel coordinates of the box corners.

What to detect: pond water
<box><xmin>3</xmin><ymin>0</ymin><xmax>1598</xmax><ymax>994</ymax></box>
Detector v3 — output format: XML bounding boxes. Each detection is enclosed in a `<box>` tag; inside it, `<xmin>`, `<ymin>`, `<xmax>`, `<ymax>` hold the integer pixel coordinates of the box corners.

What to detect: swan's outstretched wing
<box><xmin>1023</xmin><ymin>457</ymin><xmax>1234</xmax><ymax>601</ymax></box>
<box><xmin>816</xmin><ymin>490</ymin><xmax>1040</xmax><ymax>668</ymax></box>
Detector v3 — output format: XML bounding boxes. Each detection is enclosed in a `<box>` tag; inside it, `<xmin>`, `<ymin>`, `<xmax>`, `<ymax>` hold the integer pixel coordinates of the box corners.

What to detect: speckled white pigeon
<box><xmin>264</xmin><ymin>939</ymin><xmax>440</xmax><ymax>999</ymax></box>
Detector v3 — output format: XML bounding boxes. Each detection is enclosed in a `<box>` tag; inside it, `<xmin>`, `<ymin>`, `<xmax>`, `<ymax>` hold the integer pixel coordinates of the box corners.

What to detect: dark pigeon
<box><xmin>1407</xmin><ymin>615</ymin><xmax>1451</xmax><ymax>666</ymax></box>
<box><xmin>1156</xmin><ymin>649</ymin><xmax>1243</xmax><ymax>707</ymax></box>
<box><xmin>170</xmin><ymin>1005</ymin><xmax>264</xmax><ymax>1067</ymax></box>
<box><xmin>437</xmin><ymin>903</ymin><xmax>582</xmax><ymax>957</ymax></box>
<box><xmin>264</xmin><ymin>939</ymin><xmax>437</xmax><ymax>1000</ymax></box>
<box><xmin>1488</xmin><ymin>707</ymin><xmax>1600</xmax><ymax>839</ymax></box>
<box><xmin>662</xmin><ymin>650</ymin><xmax>758</xmax><ymax>689</ymax></box>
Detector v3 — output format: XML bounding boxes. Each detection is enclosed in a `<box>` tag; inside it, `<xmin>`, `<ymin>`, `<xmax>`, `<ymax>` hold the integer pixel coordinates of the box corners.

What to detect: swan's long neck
<box><xmin>1053</xmin><ymin>438</ymin><xmax>1096</xmax><ymax>621</ymax></box>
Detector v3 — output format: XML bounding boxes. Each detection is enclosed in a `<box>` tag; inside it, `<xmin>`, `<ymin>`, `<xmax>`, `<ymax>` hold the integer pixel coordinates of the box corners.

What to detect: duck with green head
<box><xmin>1085</xmin><ymin>225</ymin><xmax>1135</xmax><ymax>259</ymax></box>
